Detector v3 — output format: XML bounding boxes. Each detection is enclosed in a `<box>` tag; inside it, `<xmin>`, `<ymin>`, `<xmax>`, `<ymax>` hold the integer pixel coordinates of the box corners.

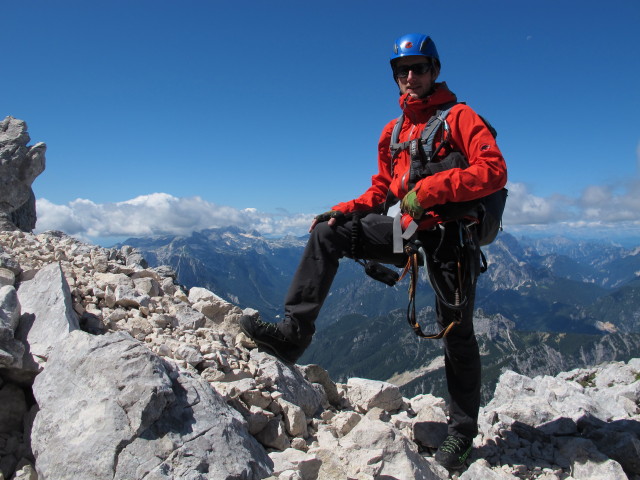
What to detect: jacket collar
<box><xmin>398</xmin><ymin>82</ymin><xmax>458</xmax><ymax>123</ymax></box>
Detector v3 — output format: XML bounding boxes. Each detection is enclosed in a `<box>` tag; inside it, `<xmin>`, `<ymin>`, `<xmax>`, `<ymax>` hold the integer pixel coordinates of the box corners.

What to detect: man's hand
<box><xmin>400</xmin><ymin>190</ymin><xmax>424</xmax><ymax>219</ymax></box>
<box><xmin>309</xmin><ymin>210</ymin><xmax>344</xmax><ymax>232</ymax></box>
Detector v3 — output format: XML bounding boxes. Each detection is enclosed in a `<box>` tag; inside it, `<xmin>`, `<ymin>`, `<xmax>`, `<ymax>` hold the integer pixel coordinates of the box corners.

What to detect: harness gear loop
<box><xmin>425</xmin><ymin>222</ymin><xmax>477</xmax><ymax>311</ymax></box>
<box><xmin>404</xmin><ymin>244</ymin><xmax>461</xmax><ymax>339</ymax></box>
<box><xmin>403</xmin><ymin>221</ymin><xmax>478</xmax><ymax>339</ymax></box>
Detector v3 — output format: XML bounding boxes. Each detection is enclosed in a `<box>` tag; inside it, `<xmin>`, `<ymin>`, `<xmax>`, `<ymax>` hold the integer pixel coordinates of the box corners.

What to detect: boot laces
<box><xmin>255</xmin><ymin>319</ymin><xmax>282</xmax><ymax>335</ymax></box>
<box><xmin>440</xmin><ymin>436</ymin><xmax>470</xmax><ymax>454</ymax></box>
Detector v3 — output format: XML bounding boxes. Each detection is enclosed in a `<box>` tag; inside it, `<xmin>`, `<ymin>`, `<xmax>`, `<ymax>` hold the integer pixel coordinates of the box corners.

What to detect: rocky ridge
<box><xmin>1</xmin><ymin>229</ymin><xmax>640</xmax><ymax>480</ymax></box>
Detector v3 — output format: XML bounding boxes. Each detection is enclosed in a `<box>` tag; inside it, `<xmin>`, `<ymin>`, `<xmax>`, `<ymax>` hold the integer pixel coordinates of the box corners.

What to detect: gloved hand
<box><xmin>309</xmin><ymin>210</ymin><xmax>345</xmax><ymax>232</ymax></box>
<box><xmin>401</xmin><ymin>190</ymin><xmax>424</xmax><ymax>219</ymax></box>
<box><xmin>314</xmin><ymin>210</ymin><xmax>345</xmax><ymax>223</ymax></box>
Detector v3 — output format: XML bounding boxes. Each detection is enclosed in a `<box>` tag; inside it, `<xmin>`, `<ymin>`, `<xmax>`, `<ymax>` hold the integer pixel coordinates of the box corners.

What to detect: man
<box><xmin>240</xmin><ymin>33</ymin><xmax>507</xmax><ymax>470</ymax></box>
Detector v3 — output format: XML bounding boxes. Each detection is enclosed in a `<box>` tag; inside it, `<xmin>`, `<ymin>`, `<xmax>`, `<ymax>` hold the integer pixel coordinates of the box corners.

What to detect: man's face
<box><xmin>394</xmin><ymin>55</ymin><xmax>439</xmax><ymax>99</ymax></box>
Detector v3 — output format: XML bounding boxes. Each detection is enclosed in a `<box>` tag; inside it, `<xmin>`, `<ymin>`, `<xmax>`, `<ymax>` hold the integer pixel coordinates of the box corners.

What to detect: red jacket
<box><xmin>332</xmin><ymin>83</ymin><xmax>507</xmax><ymax>225</ymax></box>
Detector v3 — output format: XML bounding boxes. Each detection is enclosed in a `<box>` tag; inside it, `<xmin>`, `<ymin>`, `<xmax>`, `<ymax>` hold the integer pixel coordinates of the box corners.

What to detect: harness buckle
<box><xmin>409</xmin><ymin>139</ymin><xmax>420</xmax><ymax>160</ymax></box>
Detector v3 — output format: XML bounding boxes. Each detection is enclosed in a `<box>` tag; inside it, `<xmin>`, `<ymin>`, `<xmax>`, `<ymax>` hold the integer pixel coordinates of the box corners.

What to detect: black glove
<box><xmin>314</xmin><ymin>210</ymin><xmax>346</xmax><ymax>224</ymax></box>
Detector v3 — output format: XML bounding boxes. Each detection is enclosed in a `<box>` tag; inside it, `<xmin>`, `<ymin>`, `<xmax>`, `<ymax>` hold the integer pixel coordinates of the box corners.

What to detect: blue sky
<box><xmin>3</xmin><ymin>0</ymin><xmax>639</xmax><ymax>245</ymax></box>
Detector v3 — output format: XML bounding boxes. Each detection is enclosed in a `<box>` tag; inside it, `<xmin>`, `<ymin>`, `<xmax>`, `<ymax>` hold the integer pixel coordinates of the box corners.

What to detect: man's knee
<box><xmin>311</xmin><ymin>221</ymin><xmax>334</xmax><ymax>241</ymax></box>
<box><xmin>310</xmin><ymin>220</ymin><xmax>351</xmax><ymax>252</ymax></box>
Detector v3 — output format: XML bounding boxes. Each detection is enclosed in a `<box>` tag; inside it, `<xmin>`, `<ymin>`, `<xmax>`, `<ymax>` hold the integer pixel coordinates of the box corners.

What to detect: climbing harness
<box><xmin>400</xmin><ymin>221</ymin><xmax>479</xmax><ymax>339</ymax></box>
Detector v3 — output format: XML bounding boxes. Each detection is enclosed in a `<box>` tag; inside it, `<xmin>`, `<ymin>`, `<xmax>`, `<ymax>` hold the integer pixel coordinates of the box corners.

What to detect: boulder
<box><xmin>15</xmin><ymin>262</ymin><xmax>79</xmax><ymax>368</ymax></box>
<box><xmin>301</xmin><ymin>364</ymin><xmax>342</xmax><ymax>407</ymax></box>
<box><xmin>268</xmin><ymin>448</ymin><xmax>321</xmax><ymax>480</ymax></box>
<box><xmin>31</xmin><ymin>330</ymin><xmax>273</xmax><ymax>480</ymax></box>
<box><xmin>0</xmin><ymin>117</ymin><xmax>46</xmax><ymax>232</ymax></box>
<box><xmin>346</xmin><ymin>377</ymin><xmax>404</xmax><ymax>413</ymax></box>
<box><xmin>255</xmin><ymin>416</ymin><xmax>290</xmax><ymax>451</ymax></box>
<box><xmin>277</xmin><ymin>397</ymin><xmax>308</xmax><ymax>438</ymax></box>
<box><xmin>311</xmin><ymin>416</ymin><xmax>442</xmax><ymax>480</ymax></box>
<box><xmin>412</xmin><ymin>403</ymin><xmax>448</xmax><ymax>449</ymax></box>
<box><xmin>251</xmin><ymin>351</ymin><xmax>323</xmax><ymax>417</ymax></box>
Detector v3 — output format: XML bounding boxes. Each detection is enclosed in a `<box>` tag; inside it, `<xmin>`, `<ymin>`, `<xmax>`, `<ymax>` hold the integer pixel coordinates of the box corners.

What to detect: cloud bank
<box><xmin>36</xmin><ymin>180</ymin><xmax>640</xmax><ymax>244</ymax></box>
<box><xmin>504</xmin><ymin>180</ymin><xmax>640</xmax><ymax>223</ymax></box>
<box><xmin>35</xmin><ymin>193</ymin><xmax>313</xmax><ymax>242</ymax></box>
<box><xmin>503</xmin><ymin>180</ymin><xmax>640</xmax><ymax>239</ymax></box>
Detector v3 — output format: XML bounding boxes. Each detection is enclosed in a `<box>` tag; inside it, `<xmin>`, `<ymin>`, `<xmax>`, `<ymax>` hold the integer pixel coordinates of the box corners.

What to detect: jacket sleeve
<box><xmin>414</xmin><ymin>104</ymin><xmax>507</xmax><ymax>208</ymax></box>
<box><xmin>331</xmin><ymin>119</ymin><xmax>396</xmax><ymax>214</ymax></box>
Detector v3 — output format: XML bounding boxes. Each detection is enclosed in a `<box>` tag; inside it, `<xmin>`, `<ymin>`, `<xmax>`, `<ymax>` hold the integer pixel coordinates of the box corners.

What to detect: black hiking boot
<box><xmin>434</xmin><ymin>435</ymin><xmax>473</xmax><ymax>470</ymax></box>
<box><xmin>239</xmin><ymin>315</ymin><xmax>306</xmax><ymax>364</ymax></box>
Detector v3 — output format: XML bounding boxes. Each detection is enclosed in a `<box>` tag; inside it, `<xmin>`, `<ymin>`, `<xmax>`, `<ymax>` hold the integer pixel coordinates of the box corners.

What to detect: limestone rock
<box><xmin>15</xmin><ymin>262</ymin><xmax>79</xmax><ymax>366</ymax></box>
<box><xmin>0</xmin><ymin>117</ymin><xmax>46</xmax><ymax>232</ymax></box>
<box><xmin>255</xmin><ymin>416</ymin><xmax>291</xmax><ymax>451</ymax></box>
<box><xmin>412</xmin><ymin>403</ymin><xmax>448</xmax><ymax>449</ymax></box>
<box><xmin>31</xmin><ymin>330</ymin><xmax>272</xmax><ymax>480</ymax></box>
<box><xmin>0</xmin><ymin>268</ymin><xmax>15</xmax><ymax>287</ymax></box>
<box><xmin>0</xmin><ymin>248</ymin><xmax>21</xmax><ymax>274</ymax></box>
<box><xmin>11</xmin><ymin>462</ymin><xmax>38</xmax><ymax>480</ymax></box>
<box><xmin>94</xmin><ymin>272</ymin><xmax>135</xmax><ymax>289</ymax></box>
<box><xmin>268</xmin><ymin>448</ymin><xmax>321</xmax><ymax>480</ymax></box>
<box><xmin>133</xmin><ymin>276</ymin><xmax>160</xmax><ymax>297</ymax></box>
<box><xmin>0</xmin><ymin>325</ymin><xmax>25</xmax><ymax>370</ymax></box>
<box><xmin>571</xmin><ymin>458</ymin><xmax>627</xmax><ymax>480</ymax></box>
<box><xmin>346</xmin><ymin>377</ymin><xmax>404</xmax><ymax>413</ymax></box>
<box><xmin>311</xmin><ymin>416</ymin><xmax>441</xmax><ymax>480</ymax></box>
<box><xmin>0</xmin><ymin>285</ymin><xmax>20</xmax><ymax>331</ymax></box>
<box><xmin>301</xmin><ymin>363</ymin><xmax>342</xmax><ymax>407</ymax></box>
<box><xmin>252</xmin><ymin>351</ymin><xmax>323</xmax><ymax>417</ymax></box>
<box><xmin>171</xmin><ymin>303</ymin><xmax>206</xmax><ymax>330</ymax></box>
<box><xmin>329</xmin><ymin>411</ymin><xmax>362</xmax><ymax>437</ymax></box>
<box><xmin>9</xmin><ymin>190</ymin><xmax>37</xmax><ymax>234</ymax></box>
<box><xmin>188</xmin><ymin>286</ymin><xmax>222</xmax><ymax>304</ymax></box>
<box><xmin>277</xmin><ymin>397</ymin><xmax>308</xmax><ymax>438</ymax></box>
<box><xmin>0</xmin><ymin>285</ymin><xmax>24</xmax><ymax>370</ymax></box>
<box><xmin>173</xmin><ymin>343</ymin><xmax>204</xmax><ymax>367</ymax></box>
<box><xmin>459</xmin><ymin>459</ymin><xmax>515</xmax><ymax>479</ymax></box>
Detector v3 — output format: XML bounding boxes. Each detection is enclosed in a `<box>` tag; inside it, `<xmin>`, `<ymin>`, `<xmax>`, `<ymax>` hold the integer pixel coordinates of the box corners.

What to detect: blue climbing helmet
<box><xmin>390</xmin><ymin>33</ymin><xmax>440</xmax><ymax>72</ymax></box>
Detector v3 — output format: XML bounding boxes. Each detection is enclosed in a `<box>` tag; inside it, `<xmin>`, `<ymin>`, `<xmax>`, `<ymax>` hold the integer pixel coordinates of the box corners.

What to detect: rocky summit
<box><xmin>0</xmin><ymin>230</ymin><xmax>639</xmax><ymax>480</ymax></box>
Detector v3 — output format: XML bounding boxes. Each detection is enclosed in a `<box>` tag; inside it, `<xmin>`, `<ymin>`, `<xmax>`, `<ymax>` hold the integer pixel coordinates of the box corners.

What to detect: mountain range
<box><xmin>121</xmin><ymin>227</ymin><xmax>640</xmax><ymax>400</ymax></box>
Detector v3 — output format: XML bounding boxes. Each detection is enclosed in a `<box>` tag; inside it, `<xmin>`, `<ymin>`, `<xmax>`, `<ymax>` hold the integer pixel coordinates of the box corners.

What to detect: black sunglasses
<box><xmin>394</xmin><ymin>62</ymin><xmax>432</xmax><ymax>78</ymax></box>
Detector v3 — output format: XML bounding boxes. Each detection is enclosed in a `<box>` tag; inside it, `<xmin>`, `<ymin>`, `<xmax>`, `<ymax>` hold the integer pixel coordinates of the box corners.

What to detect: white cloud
<box><xmin>502</xmin><ymin>182</ymin><xmax>574</xmax><ymax>225</ymax></box>
<box><xmin>36</xmin><ymin>193</ymin><xmax>313</xmax><ymax>241</ymax></box>
<box><xmin>578</xmin><ymin>183</ymin><xmax>640</xmax><ymax>222</ymax></box>
<box><xmin>503</xmin><ymin>180</ymin><xmax>640</xmax><ymax>232</ymax></box>
<box><xmin>36</xmin><ymin>181</ymin><xmax>640</xmax><ymax>243</ymax></box>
